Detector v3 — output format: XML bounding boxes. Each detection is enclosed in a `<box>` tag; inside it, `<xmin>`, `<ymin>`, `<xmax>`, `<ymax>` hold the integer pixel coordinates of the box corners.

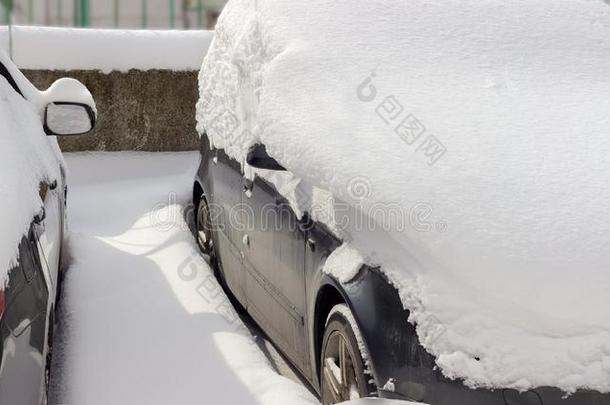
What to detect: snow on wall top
<box><xmin>0</xmin><ymin>26</ymin><xmax>213</xmax><ymax>73</ymax></box>
<box><xmin>197</xmin><ymin>0</ymin><xmax>610</xmax><ymax>394</ymax></box>
<box><xmin>0</xmin><ymin>49</ymin><xmax>60</xmax><ymax>285</ymax></box>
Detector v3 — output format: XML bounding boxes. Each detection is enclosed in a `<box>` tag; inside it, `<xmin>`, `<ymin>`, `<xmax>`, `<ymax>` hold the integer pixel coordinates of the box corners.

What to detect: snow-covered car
<box><xmin>193</xmin><ymin>137</ymin><xmax>610</xmax><ymax>405</ymax></box>
<box><xmin>0</xmin><ymin>50</ymin><xmax>96</xmax><ymax>404</ymax></box>
<box><xmin>194</xmin><ymin>1</ymin><xmax>610</xmax><ymax>404</ymax></box>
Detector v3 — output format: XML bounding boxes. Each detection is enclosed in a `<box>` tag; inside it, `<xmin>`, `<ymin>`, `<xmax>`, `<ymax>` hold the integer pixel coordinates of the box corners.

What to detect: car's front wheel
<box><xmin>320</xmin><ymin>304</ymin><xmax>375</xmax><ymax>405</ymax></box>
<box><xmin>196</xmin><ymin>195</ymin><xmax>215</xmax><ymax>257</ymax></box>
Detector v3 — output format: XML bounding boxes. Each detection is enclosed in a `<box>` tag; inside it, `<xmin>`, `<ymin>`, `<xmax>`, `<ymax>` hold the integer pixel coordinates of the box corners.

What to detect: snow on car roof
<box><xmin>0</xmin><ymin>49</ymin><xmax>60</xmax><ymax>285</ymax></box>
<box><xmin>197</xmin><ymin>0</ymin><xmax>610</xmax><ymax>394</ymax></box>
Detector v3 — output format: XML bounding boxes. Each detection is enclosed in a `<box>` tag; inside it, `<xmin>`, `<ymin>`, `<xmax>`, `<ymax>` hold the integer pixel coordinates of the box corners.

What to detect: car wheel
<box><xmin>320</xmin><ymin>304</ymin><xmax>374</xmax><ymax>405</ymax></box>
<box><xmin>196</xmin><ymin>196</ymin><xmax>215</xmax><ymax>258</ymax></box>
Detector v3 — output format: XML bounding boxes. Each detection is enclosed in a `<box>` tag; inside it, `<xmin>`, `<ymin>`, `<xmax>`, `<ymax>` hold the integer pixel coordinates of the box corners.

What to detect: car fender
<box><xmin>312</xmin><ymin>266</ymin><xmax>436</xmax><ymax>394</ymax></box>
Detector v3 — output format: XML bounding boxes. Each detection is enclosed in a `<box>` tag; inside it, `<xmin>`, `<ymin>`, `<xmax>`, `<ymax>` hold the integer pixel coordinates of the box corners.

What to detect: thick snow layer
<box><xmin>0</xmin><ymin>51</ymin><xmax>60</xmax><ymax>285</ymax></box>
<box><xmin>50</xmin><ymin>152</ymin><xmax>318</xmax><ymax>405</ymax></box>
<box><xmin>197</xmin><ymin>0</ymin><xmax>610</xmax><ymax>394</ymax></box>
<box><xmin>0</xmin><ymin>26</ymin><xmax>213</xmax><ymax>73</ymax></box>
<box><xmin>323</xmin><ymin>243</ymin><xmax>365</xmax><ymax>284</ymax></box>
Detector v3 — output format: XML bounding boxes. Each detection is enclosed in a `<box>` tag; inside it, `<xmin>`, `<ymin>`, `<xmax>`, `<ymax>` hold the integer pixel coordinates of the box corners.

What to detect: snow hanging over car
<box><xmin>0</xmin><ymin>49</ymin><xmax>60</xmax><ymax>285</ymax></box>
<box><xmin>196</xmin><ymin>0</ymin><xmax>610</xmax><ymax>394</ymax></box>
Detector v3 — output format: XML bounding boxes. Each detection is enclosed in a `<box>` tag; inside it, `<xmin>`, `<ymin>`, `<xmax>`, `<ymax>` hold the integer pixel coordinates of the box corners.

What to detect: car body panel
<box><xmin>199</xmin><ymin>139</ymin><xmax>248</xmax><ymax>307</ymax></box>
<box><xmin>195</xmin><ymin>135</ymin><xmax>353</xmax><ymax>386</ymax></box>
<box><xmin>0</xmin><ymin>234</ymin><xmax>50</xmax><ymax>405</ymax></box>
<box><xmin>242</xmin><ymin>175</ymin><xmax>309</xmax><ymax>371</ymax></box>
<box><xmin>36</xmin><ymin>178</ymin><xmax>65</xmax><ymax>302</ymax></box>
<box><xmin>194</xmin><ymin>133</ymin><xmax>610</xmax><ymax>404</ymax></box>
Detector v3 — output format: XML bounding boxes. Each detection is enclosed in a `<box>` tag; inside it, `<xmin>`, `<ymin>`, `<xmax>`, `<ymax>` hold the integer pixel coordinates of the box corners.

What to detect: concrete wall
<box><xmin>24</xmin><ymin>69</ymin><xmax>200</xmax><ymax>152</ymax></box>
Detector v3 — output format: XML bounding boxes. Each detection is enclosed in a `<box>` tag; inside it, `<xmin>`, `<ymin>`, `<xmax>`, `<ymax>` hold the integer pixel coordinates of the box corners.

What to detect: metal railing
<box><xmin>2</xmin><ymin>0</ymin><xmax>217</xmax><ymax>29</ymax></box>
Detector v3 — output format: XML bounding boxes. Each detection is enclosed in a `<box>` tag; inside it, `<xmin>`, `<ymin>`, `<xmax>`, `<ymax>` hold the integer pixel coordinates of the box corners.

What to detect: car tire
<box><xmin>195</xmin><ymin>195</ymin><xmax>246</xmax><ymax>315</ymax></box>
<box><xmin>196</xmin><ymin>195</ymin><xmax>217</xmax><ymax>268</ymax></box>
<box><xmin>196</xmin><ymin>195</ymin><xmax>213</xmax><ymax>253</ymax></box>
<box><xmin>320</xmin><ymin>304</ymin><xmax>375</xmax><ymax>405</ymax></box>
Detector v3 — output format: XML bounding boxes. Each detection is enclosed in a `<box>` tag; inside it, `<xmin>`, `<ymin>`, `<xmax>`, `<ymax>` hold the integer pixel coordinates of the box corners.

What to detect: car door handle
<box><xmin>298</xmin><ymin>213</ymin><xmax>314</xmax><ymax>232</ymax></box>
<box><xmin>243</xmin><ymin>179</ymin><xmax>254</xmax><ymax>194</ymax></box>
<box><xmin>49</xmin><ymin>180</ymin><xmax>58</xmax><ymax>190</ymax></box>
<box><xmin>34</xmin><ymin>207</ymin><xmax>46</xmax><ymax>224</ymax></box>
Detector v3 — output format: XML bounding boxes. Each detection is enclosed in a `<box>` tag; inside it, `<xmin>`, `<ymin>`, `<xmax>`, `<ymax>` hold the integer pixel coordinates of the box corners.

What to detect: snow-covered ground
<box><xmin>49</xmin><ymin>152</ymin><xmax>319</xmax><ymax>405</ymax></box>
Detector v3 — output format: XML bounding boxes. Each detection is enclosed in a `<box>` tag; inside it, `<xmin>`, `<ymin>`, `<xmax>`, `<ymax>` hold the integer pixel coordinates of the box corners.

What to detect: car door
<box><xmin>209</xmin><ymin>147</ymin><xmax>247</xmax><ymax>307</ymax></box>
<box><xmin>241</xmin><ymin>171</ymin><xmax>308</xmax><ymax>371</ymax></box>
<box><xmin>2</xmin><ymin>57</ymin><xmax>63</xmax><ymax>304</ymax></box>
<box><xmin>0</xmin><ymin>233</ymin><xmax>50</xmax><ymax>405</ymax></box>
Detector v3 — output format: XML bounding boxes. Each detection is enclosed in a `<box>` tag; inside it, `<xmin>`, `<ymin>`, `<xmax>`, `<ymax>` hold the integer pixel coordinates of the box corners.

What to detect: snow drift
<box><xmin>52</xmin><ymin>152</ymin><xmax>319</xmax><ymax>405</ymax></box>
<box><xmin>196</xmin><ymin>0</ymin><xmax>610</xmax><ymax>394</ymax></box>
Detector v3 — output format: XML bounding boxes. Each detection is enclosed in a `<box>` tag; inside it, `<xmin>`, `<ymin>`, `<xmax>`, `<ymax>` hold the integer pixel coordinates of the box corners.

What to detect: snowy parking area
<box><xmin>48</xmin><ymin>152</ymin><xmax>318</xmax><ymax>405</ymax></box>
<box><xmin>3</xmin><ymin>1</ymin><xmax>606</xmax><ymax>402</ymax></box>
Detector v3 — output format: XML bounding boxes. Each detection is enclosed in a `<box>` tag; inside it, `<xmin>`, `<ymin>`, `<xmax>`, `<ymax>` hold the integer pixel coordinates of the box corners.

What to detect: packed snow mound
<box><xmin>0</xmin><ymin>26</ymin><xmax>213</xmax><ymax>72</ymax></box>
<box><xmin>0</xmin><ymin>51</ymin><xmax>60</xmax><ymax>285</ymax></box>
<box><xmin>197</xmin><ymin>0</ymin><xmax>610</xmax><ymax>394</ymax></box>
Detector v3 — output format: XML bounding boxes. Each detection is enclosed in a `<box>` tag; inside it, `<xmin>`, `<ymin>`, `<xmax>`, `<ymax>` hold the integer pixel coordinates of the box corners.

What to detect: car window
<box><xmin>0</xmin><ymin>61</ymin><xmax>23</xmax><ymax>97</ymax></box>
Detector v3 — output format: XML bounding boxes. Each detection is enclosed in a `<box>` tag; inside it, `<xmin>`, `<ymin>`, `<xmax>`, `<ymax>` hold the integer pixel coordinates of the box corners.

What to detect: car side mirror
<box><xmin>246</xmin><ymin>144</ymin><xmax>286</xmax><ymax>171</ymax></box>
<box><xmin>44</xmin><ymin>102</ymin><xmax>96</xmax><ymax>136</ymax></box>
<box><xmin>42</xmin><ymin>78</ymin><xmax>97</xmax><ymax>136</ymax></box>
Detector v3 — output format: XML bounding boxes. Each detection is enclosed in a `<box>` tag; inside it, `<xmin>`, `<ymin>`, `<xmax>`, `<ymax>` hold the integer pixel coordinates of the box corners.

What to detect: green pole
<box><xmin>169</xmin><ymin>0</ymin><xmax>174</xmax><ymax>29</ymax></box>
<box><xmin>74</xmin><ymin>0</ymin><xmax>89</xmax><ymax>27</ymax></box>
<box><xmin>141</xmin><ymin>0</ymin><xmax>147</xmax><ymax>28</ymax></box>
<box><xmin>81</xmin><ymin>0</ymin><xmax>89</xmax><ymax>27</ymax></box>
<box><xmin>114</xmin><ymin>0</ymin><xmax>118</xmax><ymax>27</ymax></box>
<box><xmin>4</xmin><ymin>0</ymin><xmax>11</xmax><ymax>25</ymax></box>
<box><xmin>197</xmin><ymin>0</ymin><xmax>203</xmax><ymax>29</ymax></box>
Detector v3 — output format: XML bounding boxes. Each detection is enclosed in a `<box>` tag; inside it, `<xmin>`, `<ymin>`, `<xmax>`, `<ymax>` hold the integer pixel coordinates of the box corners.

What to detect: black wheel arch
<box><xmin>312</xmin><ymin>267</ymin><xmax>417</xmax><ymax>394</ymax></box>
<box><xmin>193</xmin><ymin>180</ymin><xmax>204</xmax><ymax>208</ymax></box>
